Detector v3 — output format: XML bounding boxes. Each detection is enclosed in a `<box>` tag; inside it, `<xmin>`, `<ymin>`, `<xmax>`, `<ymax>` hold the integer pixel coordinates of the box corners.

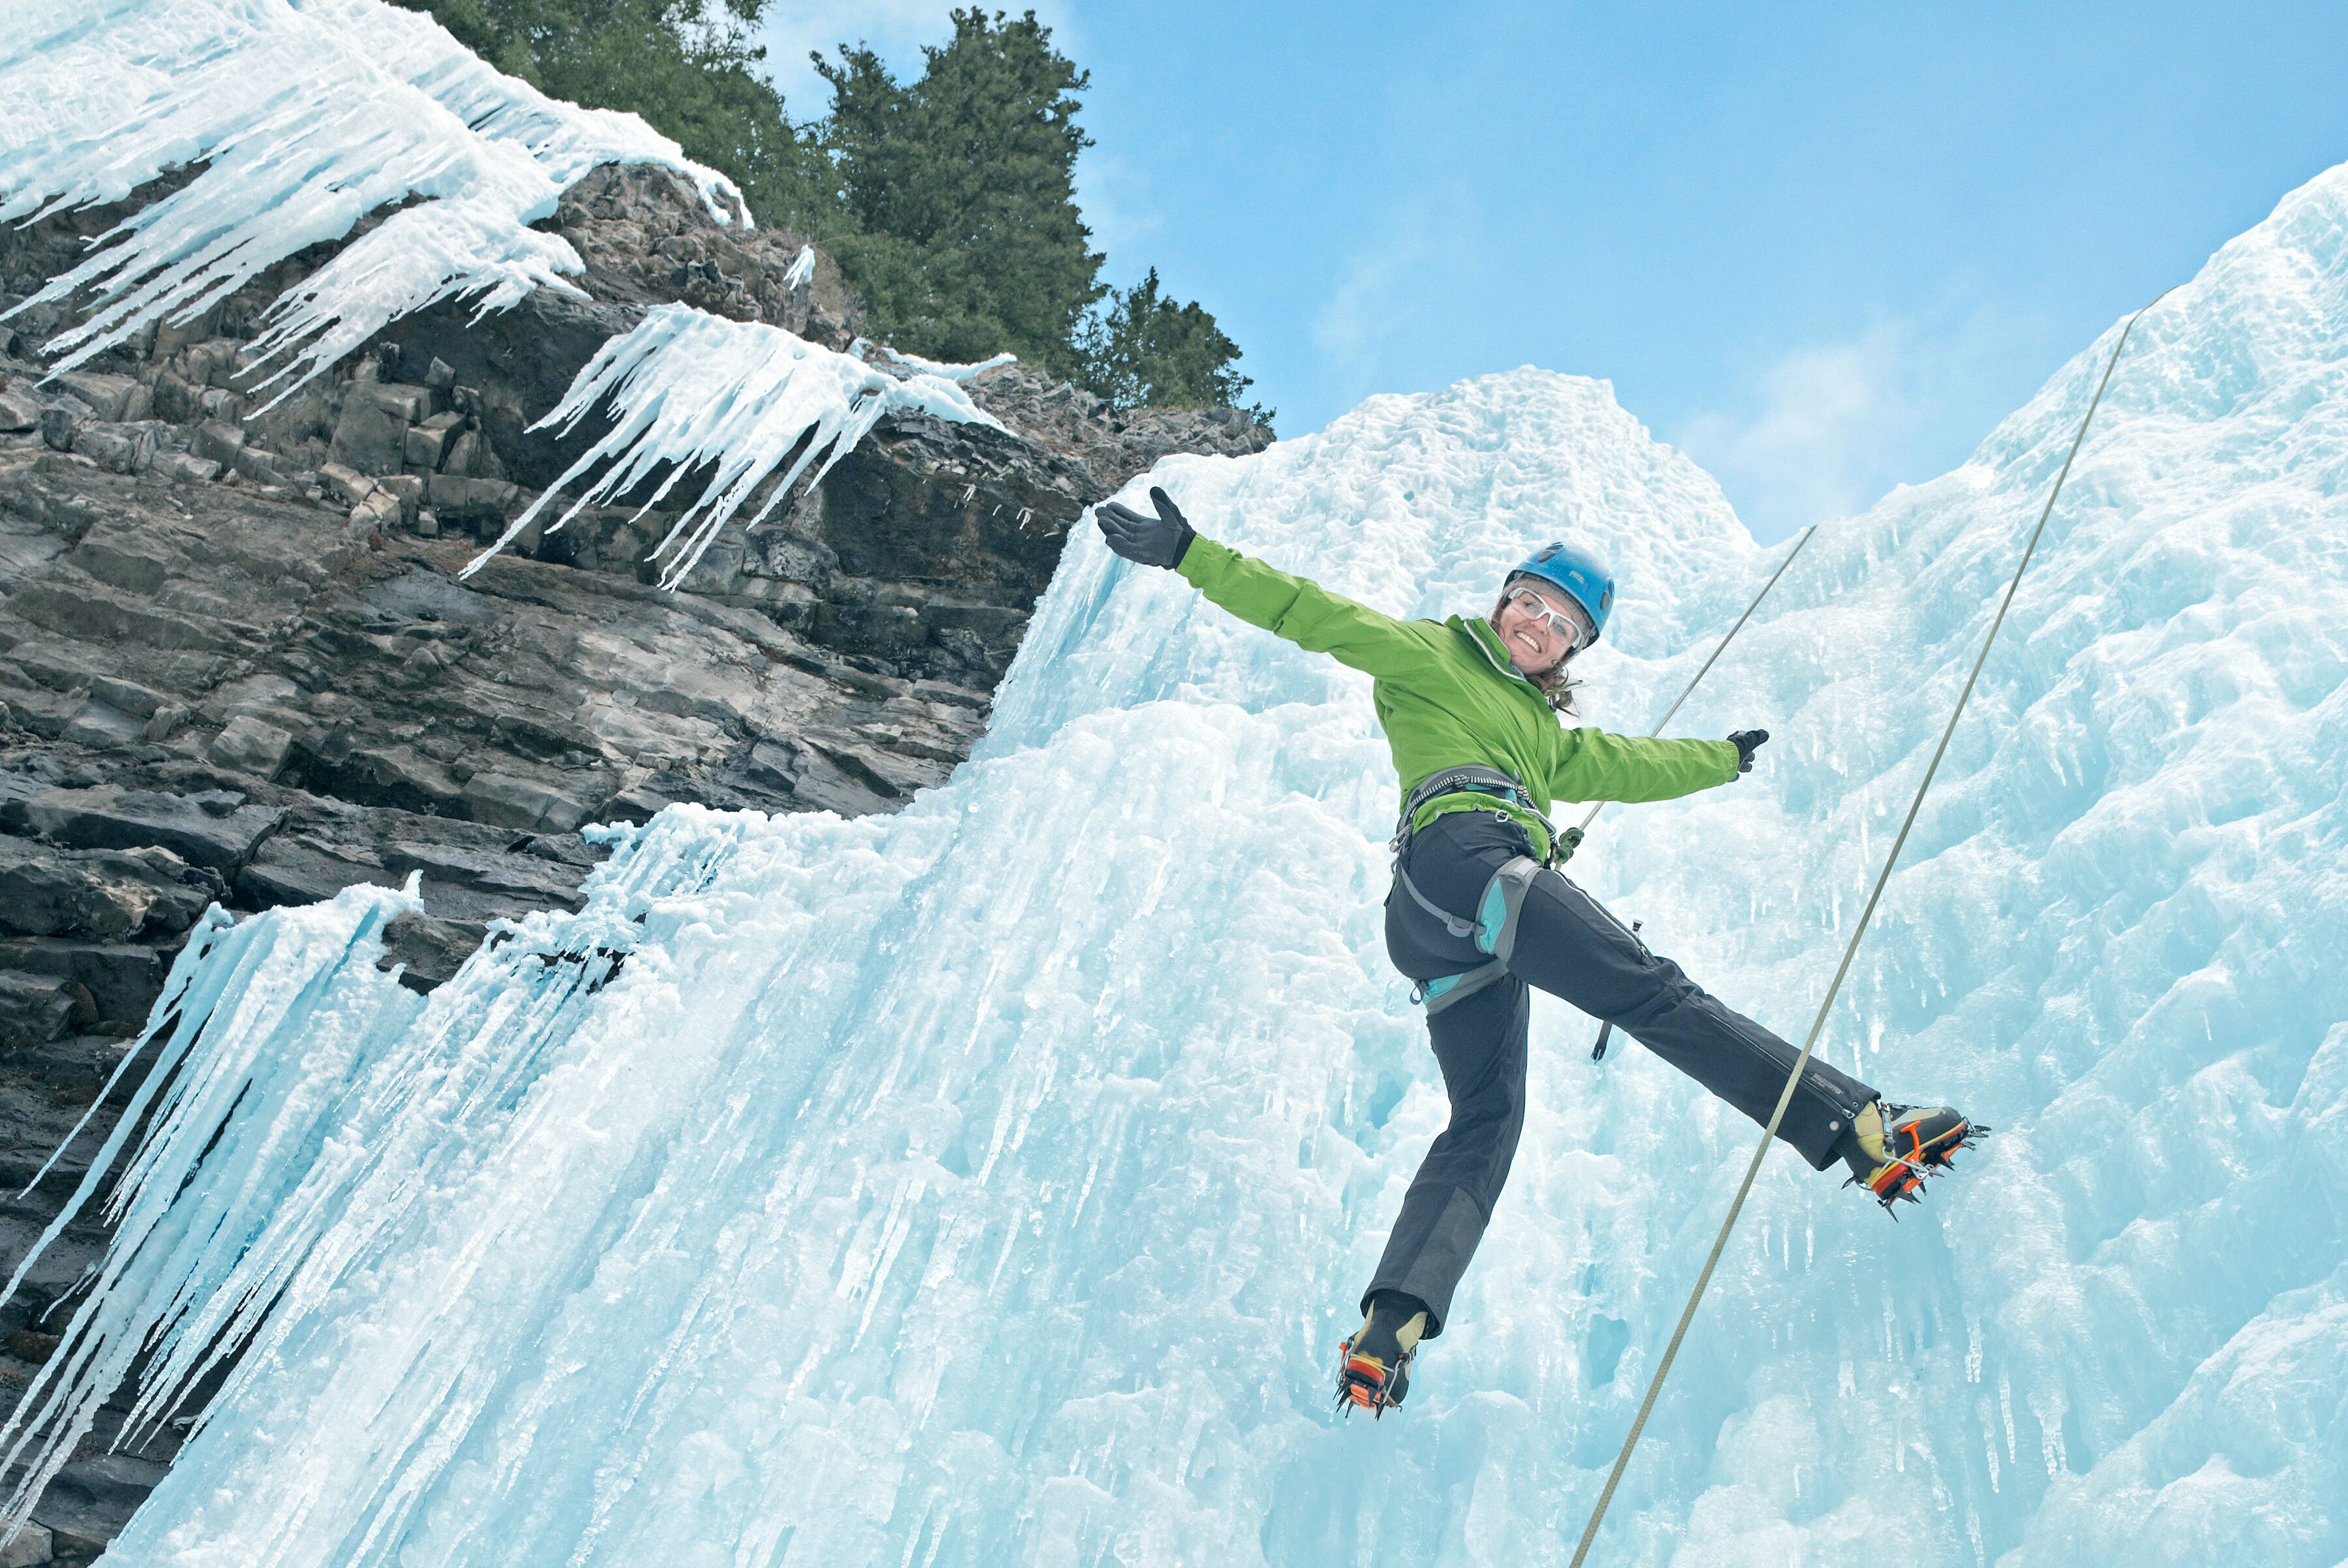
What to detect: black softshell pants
<box><xmin>1366</xmin><ymin>809</ymin><xmax>1876</xmax><ymax>1336</ymax></box>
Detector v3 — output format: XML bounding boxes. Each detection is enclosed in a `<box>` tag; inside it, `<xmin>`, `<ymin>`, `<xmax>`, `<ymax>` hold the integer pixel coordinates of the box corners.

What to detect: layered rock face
<box><xmin>1</xmin><ymin>163</ymin><xmax>1269</xmax><ymax>1028</ymax></box>
<box><xmin>0</xmin><ymin>162</ymin><xmax>1265</xmax><ymax>1554</ymax></box>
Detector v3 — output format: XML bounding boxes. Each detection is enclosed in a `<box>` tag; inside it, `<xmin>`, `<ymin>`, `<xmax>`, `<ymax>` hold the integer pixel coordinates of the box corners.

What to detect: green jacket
<box><xmin>1176</xmin><ymin>537</ymin><xmax>1739</xmax><ymax>860</ymax></box>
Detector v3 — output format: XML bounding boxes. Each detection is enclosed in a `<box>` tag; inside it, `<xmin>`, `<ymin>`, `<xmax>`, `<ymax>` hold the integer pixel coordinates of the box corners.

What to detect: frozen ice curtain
<box><xmin>4</xmin><ymin>20</ymin><xmax>2346</xmax><ymax>1563</ymax></box>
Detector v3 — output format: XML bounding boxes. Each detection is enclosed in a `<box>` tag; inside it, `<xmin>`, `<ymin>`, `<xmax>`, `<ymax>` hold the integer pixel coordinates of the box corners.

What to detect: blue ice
<box><xmin>8</xmin><ymin>157</ymin><xmax>2347</xmax><ymax>1568</ymax></box>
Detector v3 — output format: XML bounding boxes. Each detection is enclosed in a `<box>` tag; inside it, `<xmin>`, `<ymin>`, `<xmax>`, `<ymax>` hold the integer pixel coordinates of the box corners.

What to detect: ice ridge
<box><xmin>3</xmin><ymin>160</ymin><xmax>2345</xmax><ymax>1568</ymax></box>
<box><xmin>0</xmin><ymin>0</ymin><xmax>745</xmax><ymax>397</ymax></box>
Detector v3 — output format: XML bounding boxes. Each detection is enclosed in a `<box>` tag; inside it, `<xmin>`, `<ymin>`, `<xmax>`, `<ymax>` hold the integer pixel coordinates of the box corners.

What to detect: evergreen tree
<box><xmin>397</xmin><ymin>0</ymin><xmax>1265</xmax><ymax>417</ymax></box>
<box><xmin>815</xmin><ymin>10</ymin><xmax>1103</xmax><ymax>376</ymax></box>
<box><xmin>1077</xmin><ymin>268</ymin><xmax>1265</xmax><ymax>421</ymax></box>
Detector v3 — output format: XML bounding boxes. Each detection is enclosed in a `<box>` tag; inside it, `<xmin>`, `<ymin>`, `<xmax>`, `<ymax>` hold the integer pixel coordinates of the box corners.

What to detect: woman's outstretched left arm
<box><xmin>1548</xmin><ymin>727</ymin><xmax>1742</xmax><ymax>804</ymax></box>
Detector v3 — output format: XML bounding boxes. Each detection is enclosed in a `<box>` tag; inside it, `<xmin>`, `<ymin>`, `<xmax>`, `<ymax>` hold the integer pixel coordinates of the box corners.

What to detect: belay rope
<box><xmin>1552</xmin><ymin>520</ymin><xmax>1819</xmax><ymax>867</ymax></box>
<box><xmin>1572</xmin><ymin>522</ymin><xmax>1820</xmax><ymax>1064</ymax></box>
<box><xmin>1564</xmin><ymin>290</ymin><xmax>2174</xmax><ymax>1567</ymax></box>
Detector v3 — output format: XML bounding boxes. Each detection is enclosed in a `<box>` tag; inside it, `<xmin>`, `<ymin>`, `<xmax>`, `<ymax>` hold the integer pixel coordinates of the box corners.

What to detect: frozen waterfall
<box><xmin>8</xmin><ymin>166</ymin><xmax>2347</xmax><ymax>1568</ymax></box>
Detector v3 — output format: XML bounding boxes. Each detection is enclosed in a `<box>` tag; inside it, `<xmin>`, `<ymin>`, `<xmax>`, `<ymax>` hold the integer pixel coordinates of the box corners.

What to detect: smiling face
<box><xmin>1492</xmin><ymin>579</ymin><xmax>1593</xmax><ymax>676</ymax></box>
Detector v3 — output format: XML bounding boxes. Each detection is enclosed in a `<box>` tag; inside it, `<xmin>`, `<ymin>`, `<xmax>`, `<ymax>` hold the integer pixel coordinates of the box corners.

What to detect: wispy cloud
<box><xmin>1674</xmin><ymin>300</ymin><xmax>2028</xmax><ymax>543</ymax></box>
<box><xmin>1072</xmin><ymin>144</ymin><xmax>1159</xmax><ymax>269</ymax></box>
<box><xmin>1309</xmin><ymin>205</ymin><xmax>1460</xmax><ymax>409</ymax></box>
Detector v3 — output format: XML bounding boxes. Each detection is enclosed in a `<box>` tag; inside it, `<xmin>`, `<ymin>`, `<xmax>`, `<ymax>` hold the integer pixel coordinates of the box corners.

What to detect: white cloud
<box><xmin>1309</xmin><ymin>210</ymin><xmax>1454</xmax><ymax>406</ymax></box>
<box><xmin>1677</xmin><ymin>325</ymin><xmax>1918</xmax><ymax>540</ymax></box>
<box><xmin>1072</xmin><ymin>144</ymin><xmax>1158</xmax><ymax>268</ymax></box>
<box><xmin>1674</xmin><ymin>301</ymin><xmax>2032</xmax><ymax>543</ymax></box>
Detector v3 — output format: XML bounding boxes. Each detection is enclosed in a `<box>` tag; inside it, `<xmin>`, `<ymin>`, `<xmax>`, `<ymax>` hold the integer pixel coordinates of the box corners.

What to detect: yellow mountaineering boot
<box><xmin>1842</xmin><ymin>1100</ymin><xmax>1987</xmax><ymax>1213</ymax></box>
<box><xmin>1335</xmin><ymin>1292</ymin><xmax>1427</xmax><ymax>1418</ymax></box>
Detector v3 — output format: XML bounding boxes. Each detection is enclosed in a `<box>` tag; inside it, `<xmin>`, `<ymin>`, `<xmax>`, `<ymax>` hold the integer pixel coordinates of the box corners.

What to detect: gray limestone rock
<box><xmin>0</xmin><ymin>939</ymin><xmax>164</xmax><ymax>1028</ymax></box>
<box><xmin>0</xmin><ymin>838</ymin><xmax>218</xmax><ymax>939</ymax></box>
<box><xmin>59</xmin><ymin>701</ymin><xmax>147</xmax><ymax>749</ymax></box>
<box><xmin>52</xmin><ymin>372</ymin><xmax>136</xmax><ymax>422</ymax></box>
<box><xmin>0</xmin><ymin>1522</ymin><xmax>52</xmax><ymax>1567</ymax></box>
<box><xmin>18</xmin><ymin>787</ymin><xmax>285</xmax><ymax>873</ymax></box>
<box><xmin>191</xmin><ymin>421</ymin><xmax>246</xmax><ymax>467</ymax></box>
<box><xmin>459</xmin><ymin>771</ymin><xmax>590</xmax><ymax>833</ymax></box>
<box><xmin>404</xmin><ymin>410</ymin><xmax>465</xmax><ymax>471</ymax></box>
<box><xmin>148</xmin><ymin>451</ymin><xmax>222</xmax><ymax>483</ymax></box>
<box><xmin>207</xmin><ymin>715</ymin><xmax>295</xmax><ymax>779</ymax></box>
<box><xmin>89</xmin><ymin>678</ymin><xmax>168</xmax><ymax>719</ymax></box>
<box><xmin>0</xmin><ymin>969</ymin><xmax>93</xmax><ymax>1046</ymax></box>
<box><xmin>318</xmin><ymin>462</ymin><xmax>375</xmax><ymax>505</ymax></box>
<box><xmin>327</xmin><ymin>384</ymin><xmax>414</xmax><ymax>475</ymax></box>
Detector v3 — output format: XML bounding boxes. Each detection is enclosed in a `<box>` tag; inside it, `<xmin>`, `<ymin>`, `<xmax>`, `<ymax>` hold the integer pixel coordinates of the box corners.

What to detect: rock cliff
<box><xmin>0</xmin><ymin>162</ymin><xmax>1266</xmax><ymax>1557</ymax></box>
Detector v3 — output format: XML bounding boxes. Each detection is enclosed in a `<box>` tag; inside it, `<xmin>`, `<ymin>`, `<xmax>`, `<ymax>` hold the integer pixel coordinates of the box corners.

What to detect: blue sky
<box><xmin>754</xmin><ymin>3</ymin><xmax>2348</xmax><ymax>541</ymax></box>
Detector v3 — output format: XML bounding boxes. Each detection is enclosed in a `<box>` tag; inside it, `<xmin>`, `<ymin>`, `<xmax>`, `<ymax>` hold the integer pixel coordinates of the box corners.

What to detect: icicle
<box><xmin>0</xmin><ymin>0</ymin><xmax>744</xmax><ymax>393</ymax></box>
<box><xmin>0</xmin><ymin>881</ymin><xmax>427</xmax><ymax>1533</ymax></box>
<box><xmin>468</xmin><ymin>305</ymin><xmax>1008</xmax><ymax>588</ymax></box>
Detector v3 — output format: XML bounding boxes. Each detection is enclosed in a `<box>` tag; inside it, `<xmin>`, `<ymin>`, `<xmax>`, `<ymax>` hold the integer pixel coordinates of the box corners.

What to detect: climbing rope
<box><xmin>1565</xmin><ymin>290</ymin><xmax>2172</xmax><ymax>1568</ymax></box>
<box><xmin>1555</xmin><ymin>521</ymin><xmax>1818</xmax><ymax>867</ymax></box>
<box><xmin>1567</xmin><ymin>524</ymin><xmax>1819</xmax><ymax>1064</ymax></box>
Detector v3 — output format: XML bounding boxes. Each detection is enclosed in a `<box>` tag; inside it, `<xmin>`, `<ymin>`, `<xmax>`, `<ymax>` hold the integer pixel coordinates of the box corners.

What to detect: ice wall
<box><xmin>0</xmin><ymin>0</ymin><xmax>744</xmax><ymax>392</ymax></box>
<box><xmin>12</xmin><ymin>162</ymin><xmax>2347</xmax><ymax>1568</ymax></box>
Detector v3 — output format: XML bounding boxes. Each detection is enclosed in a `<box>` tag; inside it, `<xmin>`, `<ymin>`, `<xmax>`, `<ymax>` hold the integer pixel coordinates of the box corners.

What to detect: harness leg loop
<box><xmin>1415</xmin><ymin>856</ymin><xmax>1544</xmax><ymax>1015</ymax></box>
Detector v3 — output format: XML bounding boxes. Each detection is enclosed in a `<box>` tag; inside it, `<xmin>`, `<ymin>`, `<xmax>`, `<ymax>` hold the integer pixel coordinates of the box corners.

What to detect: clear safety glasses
<box><xmin>1505</xmin><ymin>588</ymin><xmax>1593</xmax><ymax>652</ymax></box>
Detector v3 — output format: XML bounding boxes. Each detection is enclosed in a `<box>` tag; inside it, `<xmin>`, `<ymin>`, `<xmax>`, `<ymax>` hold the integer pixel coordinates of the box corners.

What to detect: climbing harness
<box><xmin>1563</xmin><ymin>290</ymin><xmax>2174</xmax><ymax>1568</ymax></box>
<box><xmin>1553</xmin><ymin>521</ymin><xmax>1818</xmax><ymax>867</ymax></box>
<box><xmin>1390</xmin><ymin>766</ymin><xmax>1551</xmax><ymax>1014</ymax></box>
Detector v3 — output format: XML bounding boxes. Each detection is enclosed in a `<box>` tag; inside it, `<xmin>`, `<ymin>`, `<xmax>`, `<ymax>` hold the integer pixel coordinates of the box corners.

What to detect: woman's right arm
<box><xmin>1177</xmin><ymin>536</ymin><xmax>1440</xmax><ymax>680</ymax></box>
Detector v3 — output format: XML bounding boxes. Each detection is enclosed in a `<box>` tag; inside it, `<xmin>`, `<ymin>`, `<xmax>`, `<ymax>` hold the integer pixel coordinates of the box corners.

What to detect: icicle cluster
<box><xmin>0</xmin><ymin>0</ymin><xmax>745</xmax><ymax>399</ymax></box>
<box><xmin>0</xmin><ymin>885</ymin><xmax>430</xmax><ymax>1536</ymax></box>
<box><xmin>463</xmin><ymin>304</ymin><xmax>1011</xmax><ymax>589</ymax></box>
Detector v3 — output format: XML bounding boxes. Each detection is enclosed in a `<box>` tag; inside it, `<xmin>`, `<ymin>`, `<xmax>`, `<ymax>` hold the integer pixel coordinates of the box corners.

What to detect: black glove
<box><xmin>1096</xmin><ymin>485</ymin><xmax>1196</xmax><ymax>569</ymax></box>
<box><xmin>1728</xmin><ymin>729</ymin><xmax>1769</xmax><ymax>776</ymax></box>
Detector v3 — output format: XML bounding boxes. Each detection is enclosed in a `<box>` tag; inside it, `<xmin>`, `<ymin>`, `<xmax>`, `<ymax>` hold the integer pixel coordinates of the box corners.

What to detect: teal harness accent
<box><xmin>1391</xmin><ymin>766</ymin><xmax>1550</xmax><ymax>1014</ymax></box>
<box><xmin>1415</xmin><ymin>855</ymin><xmax>1542</xmax><ymax>1015</ymax></box>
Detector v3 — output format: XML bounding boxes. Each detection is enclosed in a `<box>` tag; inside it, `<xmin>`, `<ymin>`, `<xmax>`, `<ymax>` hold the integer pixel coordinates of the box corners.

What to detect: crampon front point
<box><xmin>1852</xmin><ymin>1104</ymin><xmax>1990</xmax><ymax>1214</ymax></box>
<box><xmin>1333</xmin><ymin>1336</ymin><xmax>1413</xmax><ymax>1419</ymax></box>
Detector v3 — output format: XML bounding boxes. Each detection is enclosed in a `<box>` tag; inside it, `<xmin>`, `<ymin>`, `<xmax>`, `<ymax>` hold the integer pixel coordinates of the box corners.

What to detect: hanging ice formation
<box><xmin>463</xmin><ymin>305</ymin><xmax>1012</xmax><ymax>589</ymax></box>
<box><xmin>0</xmin><ymin>0</ymin><xmax>745</xmax><ymax>396</ymax></box>
<box><xmin>7</xmin><ymin>106</ymin><xmax>2348</xmax><ymax>1568</ymax></box>
<box><xmin>2</xmin><ymin>0</ymin><xmax>1016</xmax><ymax>583</ymax></box>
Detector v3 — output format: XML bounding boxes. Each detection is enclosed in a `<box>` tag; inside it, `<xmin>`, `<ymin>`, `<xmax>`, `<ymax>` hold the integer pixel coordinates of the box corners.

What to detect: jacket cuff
<box><xmin>1175</xmin><ymin>535</ymin><xmax>1229</xmax><ymax>588</ymax></box>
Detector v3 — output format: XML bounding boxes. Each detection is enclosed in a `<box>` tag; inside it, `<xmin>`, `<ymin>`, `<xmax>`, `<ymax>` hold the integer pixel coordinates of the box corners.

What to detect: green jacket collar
<box><xmin>1456</xmin><ymin>616</ymin><xmax>1544</xmax><ymax>697</ymax></box>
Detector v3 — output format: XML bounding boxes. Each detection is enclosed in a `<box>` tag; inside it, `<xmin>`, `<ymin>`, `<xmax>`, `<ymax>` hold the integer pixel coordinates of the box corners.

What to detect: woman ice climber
<box><xmin>1094</xmin><ymin>487</ymin><xmax>1983</xmax><ymax>1418</ymax></box>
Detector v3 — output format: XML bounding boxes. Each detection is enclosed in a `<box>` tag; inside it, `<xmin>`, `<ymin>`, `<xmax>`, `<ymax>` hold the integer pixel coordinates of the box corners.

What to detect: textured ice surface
<box><xmin>0</xmin><ymin>0</ymin><xmax>744</xmax><ymax>393</ymax></box>
<box><xmin>9</xmin><ymin>163</ymin><xmax>2347</xmax><ymax>1565</ymax></box>
<box><xmin>466</xmin><ymin>305</ymin><xmax>1010</xmax><ymax>588</ymax></box>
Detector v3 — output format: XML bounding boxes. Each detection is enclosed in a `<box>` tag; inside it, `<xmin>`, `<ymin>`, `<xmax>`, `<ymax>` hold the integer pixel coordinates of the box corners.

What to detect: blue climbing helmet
<box><xmin>1507</xmin><ymin>541</ymin><xmax>1616</xmax><ymax>646</ymax></box>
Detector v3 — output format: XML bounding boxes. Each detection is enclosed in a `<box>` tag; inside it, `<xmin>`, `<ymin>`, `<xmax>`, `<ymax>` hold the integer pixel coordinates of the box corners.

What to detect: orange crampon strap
<box><xmin>1334</xmin><ymin>1340</ymin><xmax>1411</xmax><ymax>1418</ymax></box>
<box><xmin>1863</xmin><ymin>1113</ymin><xmax>1989</xmax><ymax>1210</ymax></box>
